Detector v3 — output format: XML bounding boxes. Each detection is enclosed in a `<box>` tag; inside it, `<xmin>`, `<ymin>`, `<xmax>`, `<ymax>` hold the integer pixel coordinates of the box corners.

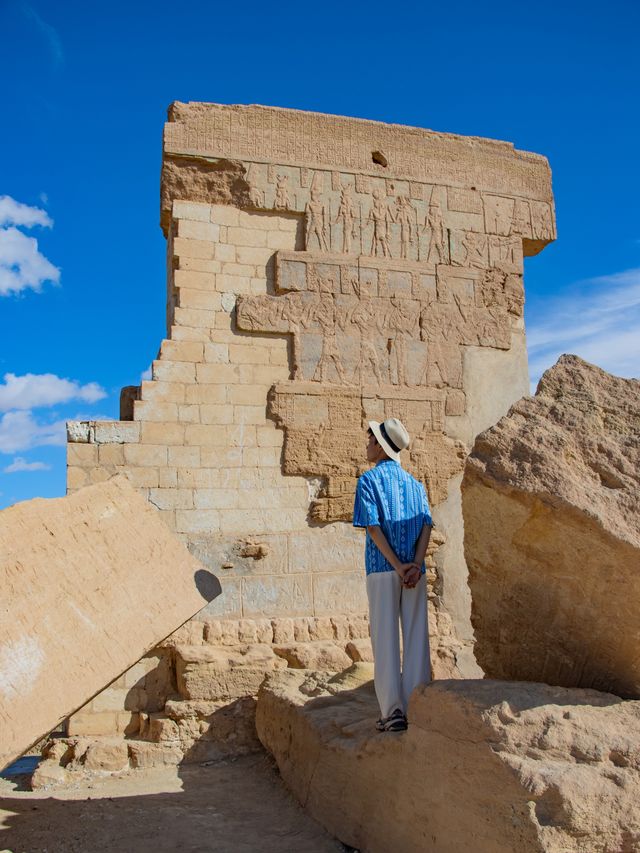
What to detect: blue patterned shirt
<box><xmin>353</xmin><ymin>460</ymin><xmax>433</xmax><ymax>575</ymax></box>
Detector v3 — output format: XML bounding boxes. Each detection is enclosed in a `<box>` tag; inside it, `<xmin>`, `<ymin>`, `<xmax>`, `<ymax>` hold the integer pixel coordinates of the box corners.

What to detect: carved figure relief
<box><xmin>394</xmin><ymin>196</ymin><xmax>416</xmax><ymax>260</ymax></box>
<box><xmin>274</xmin><ymin>174</ymin><xmax>291</xmax><ymax>210</ymax></box>
<box><xmin>312</xmin><ymin>298</ymin><xmax>346</xmax><ymax>383</ymax></box>
<box><xmin>368</xmin><ymin>189</ymin><xmax>392</xmax><ymax>257</ymax></box>
<box><xmin>424</xmin><ymin>198</ymin><xmax>448</xmax><ymax>264</ymax></box>
<box><xmin>531</xmin><ymin>201</ymin><xmax>553</xmax><ymax>240</ymax></box>
<box><xmin>305</xmin><ymin>189</ymin><xmax>329</xmax><ymax>252</ymax></box>
<box><xmin>461</xmin><ymin>231</ymin><xmax>488</xmax><ymax>268</ymax></box>
<box><xmin>335</xmin><ymin>184</ymin><xmax>358</xmax><ymax>254</ymax></box>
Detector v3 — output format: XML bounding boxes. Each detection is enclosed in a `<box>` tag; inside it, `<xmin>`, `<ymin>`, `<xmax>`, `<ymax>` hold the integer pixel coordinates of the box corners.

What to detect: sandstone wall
<box><xmin>66</xmin><ymin>103</ymin><xmax>555</xmax><ymax>738</ymax></box>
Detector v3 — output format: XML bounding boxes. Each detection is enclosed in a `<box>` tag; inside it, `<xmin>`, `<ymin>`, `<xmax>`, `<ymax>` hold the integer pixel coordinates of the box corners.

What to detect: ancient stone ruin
<box><xmin>3</xmin><ymin>103</ymin><xmax>639</xmax><ymax>852</ymax></box>
<box><xmin>60</xmin><ymin>103</ymin><xmax>555</xmax><ymax>754</ymax></box>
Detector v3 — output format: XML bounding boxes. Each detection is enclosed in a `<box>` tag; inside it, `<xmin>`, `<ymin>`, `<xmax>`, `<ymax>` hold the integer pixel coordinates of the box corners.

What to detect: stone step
<box><xmin>175</xmin><ymin>643</ymin><xmax>286</xmax><ymax>701</ymax></box>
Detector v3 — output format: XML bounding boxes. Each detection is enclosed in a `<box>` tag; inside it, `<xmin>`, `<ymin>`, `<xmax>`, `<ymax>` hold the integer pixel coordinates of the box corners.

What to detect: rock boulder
<box><xmin>256</xmin><ymin>669</ymin><xmax>640</xmax><ymax>853</ymax></box>
<box><xmin>0</xmin><ymin>476</ymin><xmax>219</xmax><ymax>770</ymax></box>
<box><xmin>462</xmin><ymin>355</ymin><xmax>640</xmax><ymax>696</ymax></box>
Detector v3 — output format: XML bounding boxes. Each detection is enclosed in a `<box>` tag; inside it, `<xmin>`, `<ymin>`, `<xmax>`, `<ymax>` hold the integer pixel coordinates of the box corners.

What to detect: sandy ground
<box><xmin>0</xmin><ymin>754</ymin><xmax>349</xmax><ymax>853</ymax></box>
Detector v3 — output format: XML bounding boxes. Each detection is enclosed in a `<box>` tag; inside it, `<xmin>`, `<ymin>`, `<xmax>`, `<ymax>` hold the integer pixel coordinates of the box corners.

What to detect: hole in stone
<box><xmin>372</xmin><ymin>150</ymin><xmax>388</xmax><ymax>167</ymax></box>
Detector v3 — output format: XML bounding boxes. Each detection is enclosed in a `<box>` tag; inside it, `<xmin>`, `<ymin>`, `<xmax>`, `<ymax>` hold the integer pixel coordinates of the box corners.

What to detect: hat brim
<box><xmin>368</xmin><ymin>420</ymin><xmax>402</xmax><ymax>462</ymax></box>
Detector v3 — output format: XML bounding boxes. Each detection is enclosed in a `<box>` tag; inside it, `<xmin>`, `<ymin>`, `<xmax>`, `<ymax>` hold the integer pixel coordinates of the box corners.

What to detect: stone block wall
<box><xmin>65</xmin><ymin>103</ymin><xmax>555</xmax><ymax>743</ymax></box>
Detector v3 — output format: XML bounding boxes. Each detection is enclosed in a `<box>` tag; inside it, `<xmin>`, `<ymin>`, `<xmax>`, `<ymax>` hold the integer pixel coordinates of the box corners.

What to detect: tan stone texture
<box><xmin>0</xmin><ymin>477</ymin><xmax>216</xmax><ymax>770</ymax></box>
<box><xmin>65</xmin><ymin>103</ymin><xmax>556</xmax><ymax>734</ymax></box>
<box><xmin>462</xmin><ymin>355</ymin><xmax>640</xmax><ymax>696</ymax></box>
<box><xmin>256</xmin><ymin>669</ymin><xmax>640</xmax><ymax>853</ymax></box>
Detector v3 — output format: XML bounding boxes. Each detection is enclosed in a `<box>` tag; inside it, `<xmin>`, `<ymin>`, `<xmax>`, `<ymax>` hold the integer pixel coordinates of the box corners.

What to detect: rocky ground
<box><xmin>0</xmin><ymin>753</ymin><xmax>347</xmax><ymax>853</ymax></box>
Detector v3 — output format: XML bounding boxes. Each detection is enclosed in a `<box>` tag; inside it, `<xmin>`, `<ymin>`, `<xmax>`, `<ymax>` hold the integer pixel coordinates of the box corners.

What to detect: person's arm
<box><xmin>413</xmin><ymin>522</ymin><xmax>432</xmax><ymax>567</ymax></box>
<box><xmin>367</xmin><ymin>525</ymin><xmax>416</xmax><ymax>579</ymax></box>
<box><xmin>401</xmin><ymin>522</ymin><xmax>432</xmax><ymax>588</ymax></box>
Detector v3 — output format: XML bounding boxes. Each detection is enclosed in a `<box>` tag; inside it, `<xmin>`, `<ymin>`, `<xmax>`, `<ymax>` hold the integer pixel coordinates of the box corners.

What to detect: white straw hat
<box><xmin>368</xmin><ymin>418</ymin><xmax>410</xmax><ymax>462</ymax></box>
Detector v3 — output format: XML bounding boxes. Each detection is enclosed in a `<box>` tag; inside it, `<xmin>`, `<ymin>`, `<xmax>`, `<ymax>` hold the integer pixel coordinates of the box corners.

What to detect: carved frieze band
<box><xmin>243</xmin><ymin>167</ymin><xmax>553</xmax><ymax>257</ymax></box>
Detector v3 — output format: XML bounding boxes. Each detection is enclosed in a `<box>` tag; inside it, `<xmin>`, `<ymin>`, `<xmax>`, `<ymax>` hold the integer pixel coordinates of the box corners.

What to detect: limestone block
<box><xmin>175</xmin><ymin>643</ymin><xmax>285</xmax><ymax>700</ymax></box>
<box><xmin>312</xmin><ymin>572</ymin><xmax>367</xmax><ymax>615</ymax></box>
<box><xmin>176</xmin><ymin>219</ymin><xmax>220</xmax><ymax>242</ymax></box>
<box><xmin>31</xmin><ymin>760</ymin><xmax>72</xmax><ymax>790</ymax></box>
<box><xmin>288</xmin><ymin>524</ymin><xmax>361</xmax><ymax>573</ymax></box>
<box><xmin>273</xmin><ymin>642</ymin><xmax>352</xmax><ymax>671</ymax></box>
<box><xmin>242</xmin><ymin>575</ymin><xmax>313</xmax><ymax>618</ymax></box>
<box><xmin>256</xmin><ymin>671</ymin><xmax>640</xmax><ymax>853</ymax></box>
<box><xmin>128</xmin><ymin>740</ymin><xmax>184</xmax><ymax>768</ymax></box>
<box><xmin>93</xmin><ymin>421</ymin><xmax>141</xmax><ymax>444</ymax></box>
<box><xmin>345</xmin><ymin>639</ymin><xmax>374</xmax><ymax>662</ymax></box>
<box><xmin>172</xmin><ymin>200</ymin><xmax>211</xmax><ymax>222</ymax></box>
<box><xmin>82</xmin><ymin>739</ymin><xmax>129</xmax><ymax>772</ymax></box>
<box><xmin>0</xmin><ymin>476</ymin><xmax>219</xmax><ymax>771</ymax></box>
<box><xmin>67</xmin><ymin>420</ymin><xmax>91</xmax><ymax>443</ymax></box>
<box><xmin>67</xmin><ymin>443</ymin><xmax>98</xmax><ymax>465</ymax></box>
<box><xmin>462</xmin><ymin>356</ymin><xmax>640</xmax><ymax>697</ymax></box>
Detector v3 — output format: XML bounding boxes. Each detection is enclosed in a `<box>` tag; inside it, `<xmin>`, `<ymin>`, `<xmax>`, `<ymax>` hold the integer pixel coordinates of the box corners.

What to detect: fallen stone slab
<box><xmin>256</xmin><ymin>669</ymin><xmax>640</xmax><ymax>853</ymax></box>
<box><xmin>0</xmin><ymin>476</ymin><xmax>219</xmax><ymax>771</ymax></box>
<box><xmin>462</xmin><ymin>355</ymin><xmax>640</xmax><ymax>696</ymax></box>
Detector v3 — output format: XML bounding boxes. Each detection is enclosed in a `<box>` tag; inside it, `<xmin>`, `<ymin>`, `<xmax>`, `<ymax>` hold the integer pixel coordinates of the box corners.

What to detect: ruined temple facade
<box><xmin>65</xmin><ymin>104</ymin><xmax>555</xmax><ymax>743</ymax></box>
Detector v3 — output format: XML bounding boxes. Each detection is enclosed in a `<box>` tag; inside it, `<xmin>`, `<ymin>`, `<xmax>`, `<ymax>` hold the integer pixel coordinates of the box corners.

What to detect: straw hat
<box><xmin>368</xmin><ymin>418</ymin><xmax>410</xmax><ymax>462</ymax></box>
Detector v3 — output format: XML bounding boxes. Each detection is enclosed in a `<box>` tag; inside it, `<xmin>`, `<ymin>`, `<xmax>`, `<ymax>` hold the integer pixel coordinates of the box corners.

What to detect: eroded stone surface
<box><xmin>0</xmin><ymin>477</ymin><xmax>215</xmax><ymax>770</ymax></box>
<box><xmin>66</xmin><ymin>103</ymin><xmax>555</xmax><ymax>736</ymax></box>
<box><xmin>256</xmin><ymin>669</ymin><xmax>640</xmax><ymax>853</ymax></box>
<box><xmin>462</xmin><ymin>355</ymin><xmax>640</xmax><ymax>696</ymax></box>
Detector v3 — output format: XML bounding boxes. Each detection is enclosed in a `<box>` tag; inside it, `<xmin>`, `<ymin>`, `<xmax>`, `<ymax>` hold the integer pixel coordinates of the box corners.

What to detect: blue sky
<box><xmin>1</xmin><ymin>0</ymin><xmax>638</xmax><ymax>509</ymax></box>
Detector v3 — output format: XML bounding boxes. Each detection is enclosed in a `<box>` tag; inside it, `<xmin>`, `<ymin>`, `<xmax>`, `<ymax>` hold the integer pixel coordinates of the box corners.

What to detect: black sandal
<box><xmin>375</xmin><ymin>708</ymin><xmax>407</xmax><ymax>732</ymax></box>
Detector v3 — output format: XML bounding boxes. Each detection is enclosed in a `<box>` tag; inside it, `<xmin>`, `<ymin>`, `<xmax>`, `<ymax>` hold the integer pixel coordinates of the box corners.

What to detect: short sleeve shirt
<box><xmin>352</xmin><ymin>460</ymin><xmax>433</xmax><ymax>575</ymax></box>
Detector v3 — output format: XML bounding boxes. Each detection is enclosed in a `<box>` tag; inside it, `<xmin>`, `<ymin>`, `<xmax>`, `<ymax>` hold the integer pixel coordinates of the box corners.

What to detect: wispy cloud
<box><xmin>0</xmin><ymin>196</ymin><xmax>60</xmax><ymax>296</ymax></box>
<box><xmin>0</xmin><ymin>410</ymin><xmax>67</xmax><ymax>454</ymax></box>
<box><xmin>3</xmin><ymin>457</ymin><xmax>51</xmax><ymax>473</ymax></box>
<box><xmin>0</xmin><ymin>195</ymin><xmax>53</xmax><ymax>228</ymax></box>
<box><xmin>19</xmin><ymin>2</ymin><xmax>64</xmax><ymax>68</ymax></box>
<box><xmin>140</xmin><ymin>365</ymin><xmax>152</xmax><ymax>382</ymax></box>
<box><xmin>0</xmin><ymin>373</ymin><xmax>106</xmax><ymax>412</ymax></box>
<box><xmin>527</xmin><ymin>267</ymin><xmax>640</xmax><ymax>389</ymax></box>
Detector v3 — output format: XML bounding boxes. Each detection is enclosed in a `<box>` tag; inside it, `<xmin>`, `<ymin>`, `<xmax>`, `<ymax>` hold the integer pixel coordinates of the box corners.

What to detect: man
<box><xmin>353</xmin><ymin>418</ymin><xmax>432</xmax><ymax>732</ymax></box>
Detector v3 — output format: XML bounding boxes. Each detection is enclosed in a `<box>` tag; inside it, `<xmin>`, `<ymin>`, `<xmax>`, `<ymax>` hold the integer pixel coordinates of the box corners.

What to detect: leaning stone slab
<box><xmin>462</xmin><ymin>355</ymin><xmax>640</xmax><ymax>696</ymax></box>
<box><xmin>0</xmin><ymin>476</ymin><xmax>218</xmax><ymax>771</ymax></box>
<box><xmin>256</xmin><ymin>669</ymin><xmax>640</xmax><ymax>853</ymax></box>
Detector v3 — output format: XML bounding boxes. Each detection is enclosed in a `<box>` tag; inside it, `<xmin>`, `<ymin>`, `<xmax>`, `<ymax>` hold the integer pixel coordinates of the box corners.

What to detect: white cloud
<box><xmin>140</xmin><ymin>365</ymin><xmax>152</xmax><ymax>382</ymax></box>
<box><xmin>527</xmin><ymin>267</ymin><xmax>640</xmax><ymax>390</ymax></box>
<box><xmin>0</xmin><ymin>196</ymin><xmax>60</xmax><ymax>297</ymax></box>
<box><xmin>0</xmin><ymin>373</ymin><xmax>106</xmax><ymax>413</ymax></box>
<box><xmin>0</xmin><ymin>226</ymin><xmax>60</xmax><ymax>296</ymax></box>
<box><xmin>0</xmin><ymin>410</ymin><xmax>67</xmax><ymax>454</ymax></box>
<box><xmin>3</xmin><ymin>457</ymin><xmax>51</xmax><ymax>473</ymax></box>
<box><xmin>0</xmin><ymin>195</ymin><xmax>53</xmax><ymax>229</ymax></box>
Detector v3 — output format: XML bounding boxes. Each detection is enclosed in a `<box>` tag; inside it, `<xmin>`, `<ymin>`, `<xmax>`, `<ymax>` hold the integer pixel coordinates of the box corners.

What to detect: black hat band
<box><xmin>379</xmin><ymin>423</ymin><xmax>401</xmax><ymax>454</ymax></box>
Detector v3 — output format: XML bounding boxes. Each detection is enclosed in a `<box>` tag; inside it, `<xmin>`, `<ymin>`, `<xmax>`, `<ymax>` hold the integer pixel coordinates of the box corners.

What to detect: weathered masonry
<box><xmin>65</xmin><ymin>103</ymin><xmax>555</xmax><ymax>746</ymax></box>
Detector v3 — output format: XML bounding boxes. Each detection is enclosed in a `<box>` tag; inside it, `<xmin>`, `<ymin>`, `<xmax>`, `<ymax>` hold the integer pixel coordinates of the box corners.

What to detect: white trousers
<box><xmin>366</xmin><ymin>571</ymin><xmax>431</xmax><ymax>719</ymax></box>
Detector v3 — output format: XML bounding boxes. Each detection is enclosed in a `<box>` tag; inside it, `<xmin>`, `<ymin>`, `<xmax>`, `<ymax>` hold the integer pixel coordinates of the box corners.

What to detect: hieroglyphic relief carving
<box><xmin>368</xmin><ymin>189</ymin><xmax>392</xmax><ymax>257</ymax></box>
<box><xmin>394</xmin><ymin>196</ymin><xmax>416</xmax><ymax>260</ymax></box>
<box><xmin>335</xmin><ymin>183</ymin><xmax>358</xmax><ymax>254</ymax></box>
<box><xmin>268</xmin><ymin>383</ymin><xmax>466</xmax><ymax>521</ymax></box>
<box><xmin>240</xmin><ymin>161</ymin><xmax>555</xmax><ymax>264</ymax></box>
<box><xmin>274</xmin><ymin>174</ymin><xmax>291</xmax><ymax>210</ymax></box>
<box><xmin>236</xmin><ymin>250</ymin><xmax>523</xmax><ymax>520</ymax></box>
<box><xmin>424</xmin><ymin>196</ymin><xmax>448</xmax><ymax>264</ymax></box>
<box><xmin>530</xmin><ymin>201</ymin><xmax>554</xmax><ymax>240</ymax></box>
